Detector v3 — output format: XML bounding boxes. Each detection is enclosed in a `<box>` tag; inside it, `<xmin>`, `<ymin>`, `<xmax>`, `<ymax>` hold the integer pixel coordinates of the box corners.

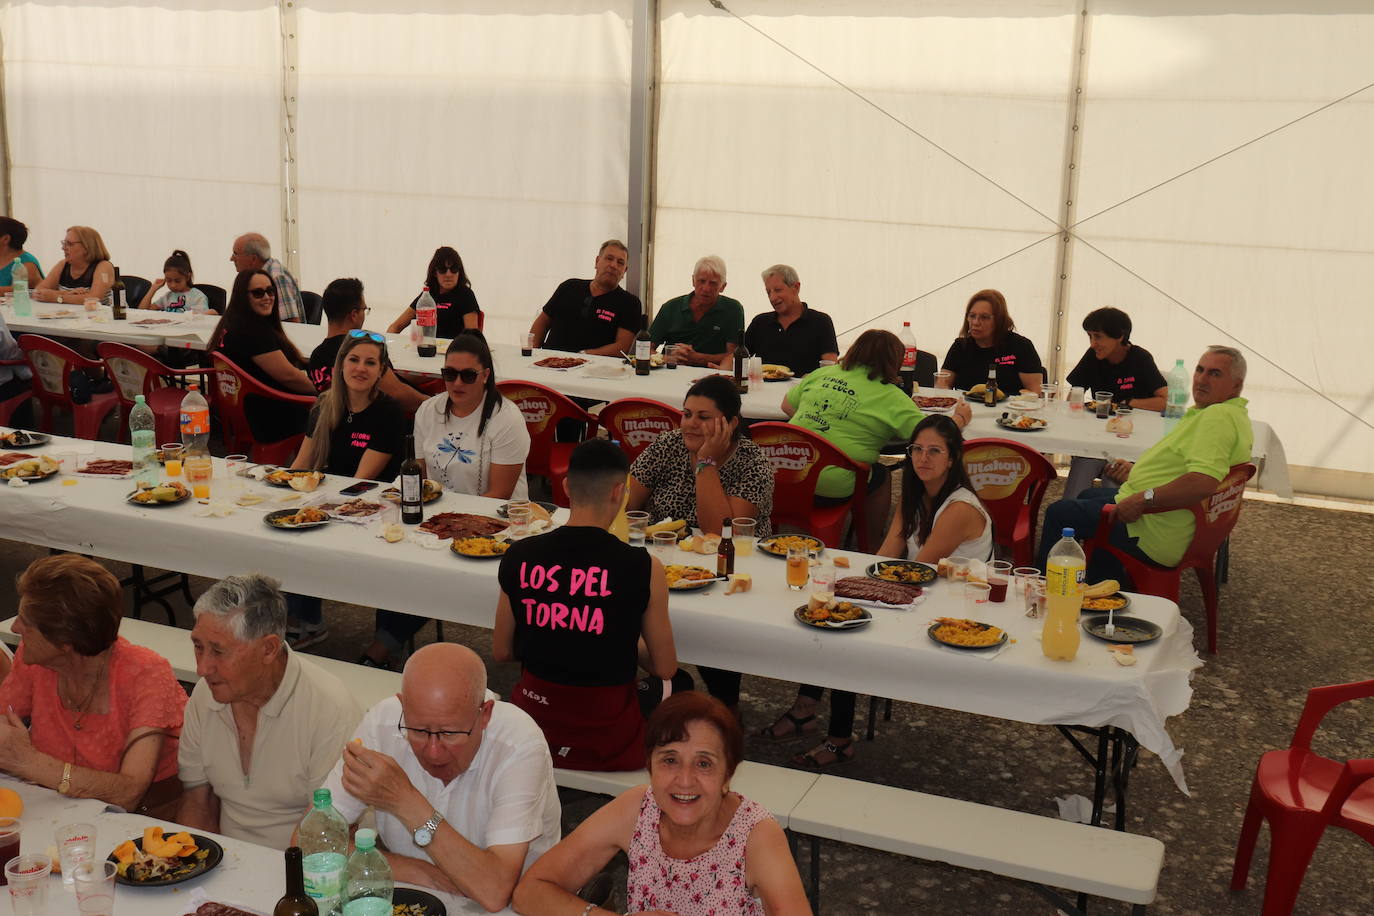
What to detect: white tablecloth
<box><xmin>0</xmin><ymin>776</ymin><xmax>509</xmax><ymax>915</ymax></box>
<box><xmin>4</xmin><ymin>306</ymin><xmax>1290</xmax><ymax>493</ymax></box>
<box><xmin>1</xmin><ymin>435</ymin><xmax>1202</xmax><ymax>793</ymax></box>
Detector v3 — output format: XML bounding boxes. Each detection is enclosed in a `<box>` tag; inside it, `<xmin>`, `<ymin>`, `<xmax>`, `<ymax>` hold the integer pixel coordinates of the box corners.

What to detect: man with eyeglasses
<box><xmin>307</xmin><ymin>277</ymin><xmax>426</xmax><ymax>411</ymax></box>
<box><xmin>319</xmin><ymin>643</ymin><xmax>560</xmax><ymax>911</ymax></box>
<box><xmin>529</xmin><ymin>239</ymin><xmax>643</xmax><ymax>356</ymax></box>
<box><xmin>230</xmin><ymin>232</ymin><xmax>305</xmax><ymax>322</ymax></box>
<box><xmin>177</xmin><ymin>574</ymin><xmax>362</xmax><ymax>848</ymax></box>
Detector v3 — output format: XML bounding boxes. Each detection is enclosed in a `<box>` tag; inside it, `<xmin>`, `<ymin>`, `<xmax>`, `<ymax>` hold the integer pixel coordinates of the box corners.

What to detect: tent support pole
<box><xmin>278</xmin><ymin>0</ymin><xmax>302</xmax><ymax>281</ymax></box>
<box><xmin>1048</xmin><ymin>0</ymin><xmax>1092</xmax><ymax>387</ymax></box>
<box><xmin>627</xmin><ymin>0</ymin><xmax>659</xmax><ymax>312</ymax></box>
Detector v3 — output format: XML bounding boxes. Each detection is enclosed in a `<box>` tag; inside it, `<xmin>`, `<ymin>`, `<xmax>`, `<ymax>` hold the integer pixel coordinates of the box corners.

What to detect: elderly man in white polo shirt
<box><xmin>322</xmin><ymin>643</ymin><xmax>560</xmax><ymax>913</ymax></box>
<box><xmin>177</xmin><ymin>574</ymin><xmax>361</xmax><ymax>848</ymax></box>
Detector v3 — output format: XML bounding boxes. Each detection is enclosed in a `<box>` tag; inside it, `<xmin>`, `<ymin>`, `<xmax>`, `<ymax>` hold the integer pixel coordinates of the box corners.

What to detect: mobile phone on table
<box><xmin>339</xmin><ymin>481</ymin><xmax>379</xmax><ymax>496</ymax></box>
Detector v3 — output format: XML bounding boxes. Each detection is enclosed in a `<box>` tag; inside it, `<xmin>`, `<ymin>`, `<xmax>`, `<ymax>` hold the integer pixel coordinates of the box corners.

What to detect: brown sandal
<box><xmin>792</xmin><ymin>739</ymin><xmax>856</xmax><ymax>769</ymax></box>
<box><xmin>754</xmin><ymin>711</ymin><xmax>818</xmax><ymax>743</ymax></box>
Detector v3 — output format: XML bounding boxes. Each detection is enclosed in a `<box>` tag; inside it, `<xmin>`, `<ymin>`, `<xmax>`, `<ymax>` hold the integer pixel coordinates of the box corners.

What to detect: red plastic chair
<box><xmin>598</xmin><ymin>398</ymin><xmax>683</xmax><ymax>463</ymax></box>
<box><xmin>16</xmin><ymin>334</ymin><xmax>120</xmax><ymax>440</ymax></box>
<box><xmin>208</xmin><ymin>352</ymin><xmax>317</xmax><ymax>465</ymax></box>
<box><xmin>97</xmin><ymin>342</ymin><xmax>215</xmax><ymax>445</ymax></box>
<box><xmin>0</xmin><ymin>359</ymin><xmax>31</xmax><ymax>425</ymax></box>
<box><xmin>495</xmin><ymin>380</ymin><xmax>597</xmax><ymax>507</ymax></box>
<box><xmin>1231</xmin><ymin>679</ymin><xmax>1374</xmax><ymax>915</ymax></box>
<box><xmin>749</xmin><ymin>421</ymin><xmax>871</xmax><ymax>552</ymax></box>
<box><xmin>1083</xmin><ymin>462</ymin><xmax>1255</xmax><ymax>654</ymax></box>
<box><xmin>961</xmin><ymin>437</ymin><xmax>1057</xmax><ymax>566</ymax></box>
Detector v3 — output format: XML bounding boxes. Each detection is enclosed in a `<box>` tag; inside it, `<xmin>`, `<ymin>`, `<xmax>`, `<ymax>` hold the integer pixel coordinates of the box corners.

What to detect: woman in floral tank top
<box><xmin>513</xmin><ymin>693</ymin><xmax>811</xmax><ymax>915</ymax></box>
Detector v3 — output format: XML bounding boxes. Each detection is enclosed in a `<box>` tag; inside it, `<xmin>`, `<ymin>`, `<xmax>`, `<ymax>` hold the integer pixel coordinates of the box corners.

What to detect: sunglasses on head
<box><xmin>441</xmin><ymin>367</ymin><xmax>482</xmax><ymax>384</ymax></box>
<box><xmin>248</xmin><ymin>286</ymin><xmax>275</xmax><ymax>299</ymax></box>
<box><xmin>348</xmin><ymin>329</ymin><xmax>385</xmax><ymax>344</ymax></box>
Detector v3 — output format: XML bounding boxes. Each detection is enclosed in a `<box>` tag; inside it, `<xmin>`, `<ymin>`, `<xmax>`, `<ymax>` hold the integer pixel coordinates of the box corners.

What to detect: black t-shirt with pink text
<box><xmin>498</xmin><ymin>525</ymin><xmax>651</xmax><ymax>687</ymax></box>
<box><xmin>942</xmin><ymin>331</ymin><xmax>1044</xmax><ymax>393</ymax></box>
<box><xmin>309</xmin><ymin>394</ymin><xmax>406</xmax><ymax>481</ymax></box>
<box><xmin>1066</xmin><ymin>343</ymin><xmax>1167</xmax><ymax>403</ymax></box>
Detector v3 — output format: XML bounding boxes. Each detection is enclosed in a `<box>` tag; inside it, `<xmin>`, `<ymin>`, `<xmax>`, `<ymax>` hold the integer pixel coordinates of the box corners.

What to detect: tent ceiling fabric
<box><xmin>2</xmin><ymin>1</ymin><xmax>1371</xmax><ymax>488</ymax></box>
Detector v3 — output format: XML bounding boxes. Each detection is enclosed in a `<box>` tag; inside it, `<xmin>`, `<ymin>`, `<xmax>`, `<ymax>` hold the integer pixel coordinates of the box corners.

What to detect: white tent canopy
<box><xmin>3</xmin><ymin>0</ymin><xmax>1371</xmax><ymax>498</ymax></box>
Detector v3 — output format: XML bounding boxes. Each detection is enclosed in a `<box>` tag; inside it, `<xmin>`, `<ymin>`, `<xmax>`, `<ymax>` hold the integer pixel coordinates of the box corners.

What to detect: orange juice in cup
<box><xmin>185</xmin><ymin>456</ymin><xmax>212</xmax><ymax>499</ymax></box>
<box><xmin>160</xmin><ymin>443</ymin><xmax>184</xmax><ymax>477</ymax></box>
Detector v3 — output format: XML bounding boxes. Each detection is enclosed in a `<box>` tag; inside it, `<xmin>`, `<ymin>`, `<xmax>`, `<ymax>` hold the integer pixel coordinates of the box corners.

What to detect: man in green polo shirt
<box><xmin>649</xmin><ymin>255</ymin><xmax>744</xmax><ymax>367</ymax></box>
<box><xmin>1037</xmin><ymin>345</ymin><xmax>1253</xmax><ymax>576</ymax></box>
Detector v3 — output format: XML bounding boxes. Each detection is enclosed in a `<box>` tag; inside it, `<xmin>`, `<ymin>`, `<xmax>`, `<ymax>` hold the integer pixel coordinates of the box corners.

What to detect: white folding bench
<box><xmin>789</xmin><ymin>774</ymin><xmax>1165</xmax><ymax>914</ymax></box>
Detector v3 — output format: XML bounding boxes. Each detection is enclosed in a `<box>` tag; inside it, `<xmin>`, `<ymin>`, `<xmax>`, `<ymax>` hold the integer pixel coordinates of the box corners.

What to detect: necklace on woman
<box><xmin>64</xmin><ymin>656</ymin><xmax>108</xmax><ymax>731</ymax></box>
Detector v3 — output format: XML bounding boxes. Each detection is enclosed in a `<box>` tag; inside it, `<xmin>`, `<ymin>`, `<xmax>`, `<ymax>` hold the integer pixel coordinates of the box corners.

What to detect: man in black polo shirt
<box><xmin>529</xmin><ymin>240</ymin><xmax>643</xmax><ymax>356</ymax></box>
<box><xmin>742</xmin><ymin>264</ymin><xmax>839</xmax><ymax>375</ymax></box>
<box><xmin>306</xmin><ymin>277</ymin><xmax>425</xmax><ymax>412</ymax></box>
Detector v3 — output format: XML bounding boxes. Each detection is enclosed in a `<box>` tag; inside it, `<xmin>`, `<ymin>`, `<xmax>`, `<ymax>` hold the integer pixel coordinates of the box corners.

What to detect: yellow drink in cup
<box><xmin>165</xmin><ymin>459</ymin><xmax>183</xmax><ymax>476</ymax></box>
<box><xmin>185</xmin><ymin>457</ymin><xmax>212</xmax><ymax>500</ymax></box>
<box><xmin>732</xmin><ymin>517</ymin><xmax>756</xmax><ymax>556</ymax></box>
<box><xmin>160</xmin><ymin>443</ymin><xmax>184</xmax><ymax>477</ymax></box>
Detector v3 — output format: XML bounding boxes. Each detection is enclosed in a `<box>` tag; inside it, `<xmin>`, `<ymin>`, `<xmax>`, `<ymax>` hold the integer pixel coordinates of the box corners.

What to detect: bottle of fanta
<box><xmin>1042</xmin><ymin>528</ymin><xmax>1084</xmax><ymax>661</ymax></box>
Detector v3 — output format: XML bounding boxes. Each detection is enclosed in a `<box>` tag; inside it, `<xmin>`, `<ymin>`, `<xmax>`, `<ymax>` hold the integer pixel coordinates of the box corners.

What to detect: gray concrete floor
<box><xmin>2</xmin><ymin>480</ymin><xmax>1371</xmax><ymax>915</ymax></box>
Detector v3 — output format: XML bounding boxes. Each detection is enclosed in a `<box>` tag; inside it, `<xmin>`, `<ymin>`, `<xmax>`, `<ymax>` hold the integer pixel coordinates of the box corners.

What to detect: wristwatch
<box><xmin>1143</xmin><ymin>488</ymin><xmax>1156</xmax><ymax>507</ymax></box>
<box><xmin>412</xmin><ymin>810</ymin><xmax>445</xmax><ymax>847</ymax></box>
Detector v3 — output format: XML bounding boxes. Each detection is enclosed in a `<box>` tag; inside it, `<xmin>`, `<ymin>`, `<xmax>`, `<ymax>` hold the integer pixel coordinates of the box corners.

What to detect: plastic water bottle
<box><xmin>130</xmin><ymin>395</ymin><xmax>157</xmax><ymax>488</ymax></box>
<box><xmin>1163</xmin><ymin>358</ymin><xmax>1188</xmax><ymax>434</ymax></box>
<box><xmin>415</xmin><ymin>287</ymin><xmax>438</xmax><ymax>357</ymax></box>
<box><xmin>342</xmin><ymin>829</ymin><xmax>392</xmax><ymax>916</ymax></box>
<box><xmin>1041</xmin><ymin>528</ymin><xmax>1085</xmax><ymax>661</ymax></box>
<box><xmin>298</xmin><ymin>789</ymin><xmax>349</xmax><ymax>916</ymax></box>
<box><xmin>179</xmin><ymin>383</ymin><xmax>211</xmax><ymax>458</ymax></box>
<box><xmin>898</xmin><ymin>321</ymin><xmax>918</xmax><ymax>395</ymax></box>
<box><xmin>11</xmin><ymin>257</ymin><xmax>31</xmax><ymax>317</ymax></box>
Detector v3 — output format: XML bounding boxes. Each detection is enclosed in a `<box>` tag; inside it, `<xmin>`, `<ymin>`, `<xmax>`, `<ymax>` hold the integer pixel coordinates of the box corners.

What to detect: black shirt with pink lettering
<box><xmin>1066</xmin><ymin>343</ymin><xmax>1167</xmax><ymax>404</ymax></box>
<box><xmin>941</xmin><ymin>331</ymin><xmax>1044</xmax><ymax>393</ymax></box>
<box><xmin>308</xmin><ymin>394</ymin><xmax>406</xmax><ymax>481</ymax></box>
<box><xmin>499</xmin><ymin>525</ymin><xmax>651</xmax><ymax>687</ymax></box>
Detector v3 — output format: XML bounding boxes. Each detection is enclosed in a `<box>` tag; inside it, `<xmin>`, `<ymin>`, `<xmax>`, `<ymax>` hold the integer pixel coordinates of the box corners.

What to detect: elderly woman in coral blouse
<box><xmin>0</xmin><ymin>554</ymin><xmax>186</xmax><ymax>815</ymax></box>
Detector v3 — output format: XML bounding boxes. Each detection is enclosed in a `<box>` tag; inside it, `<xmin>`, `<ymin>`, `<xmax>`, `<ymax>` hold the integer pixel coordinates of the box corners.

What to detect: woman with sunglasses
<box><xmin>358</xmin><ymin>332</ymin><xmax>529</xmax><ymax>668</ymax></box>
<box><xmin>33</xmin><ymin>225</ymin><xmax>115</xmax><ymax>307</ymax></box>
<box><xmin>208</xmin><ymin>269</ymin><xmax>316</xmax><ymax>443</ymax></box>
<box><xmin>386</xmin><ymin>246</ymin><xmax>482</xmax><ymax>338</ymax></box>
<box><xmin>762</xmin><ymin>414</ymin><xmax>990</xmax><ymax>770</ymax></box>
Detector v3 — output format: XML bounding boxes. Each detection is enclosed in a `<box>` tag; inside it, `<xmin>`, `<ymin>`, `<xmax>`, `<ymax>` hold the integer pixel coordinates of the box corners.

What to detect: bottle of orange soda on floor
<box><xmin>1042</xmin><ymin>528</ymin><xmax>1084</xmax><ymax>661</ymax></box>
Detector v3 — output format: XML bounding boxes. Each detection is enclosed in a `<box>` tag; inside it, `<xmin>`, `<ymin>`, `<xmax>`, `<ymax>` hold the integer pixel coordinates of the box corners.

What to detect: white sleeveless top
<box><xmin>905</xmin><ymin>486</ymin><xmax>994</xmax><ymax>561</ymax></box>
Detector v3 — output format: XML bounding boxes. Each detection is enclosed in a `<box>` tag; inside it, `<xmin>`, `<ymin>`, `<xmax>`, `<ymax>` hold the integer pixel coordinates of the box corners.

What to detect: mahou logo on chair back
<box><xmin>615</xmin><ymin>408</ymin><xmax>674</xmax><ymax>447</ymax></box>
<box><xmin>963</xmin><ymin>445</ymin><xmax>1031</xmax><ymax>500</ymax></box>
<box><xmin>756</xmin><ymin>439</ymin><xmax>818</xmax><ymax>477</ymax></box>
<box><xmin>506</xmin><ymin>387</ymin><xmax>554</xmax><ymax>430</ymax></box>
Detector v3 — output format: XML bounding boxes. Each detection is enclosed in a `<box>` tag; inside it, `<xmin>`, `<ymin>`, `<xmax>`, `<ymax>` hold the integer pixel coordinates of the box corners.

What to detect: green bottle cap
<box><xmin>312</xmin><ymin>788</ymin><xmax>332</xmax><ymax>807</ymax></box>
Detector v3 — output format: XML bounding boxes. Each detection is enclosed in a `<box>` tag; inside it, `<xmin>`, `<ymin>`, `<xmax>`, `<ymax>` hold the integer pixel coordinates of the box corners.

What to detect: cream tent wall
<box><xmin>2</xmin><ymin>1</ymin><xmax>1371</xmax><ymax>498</ymax></box>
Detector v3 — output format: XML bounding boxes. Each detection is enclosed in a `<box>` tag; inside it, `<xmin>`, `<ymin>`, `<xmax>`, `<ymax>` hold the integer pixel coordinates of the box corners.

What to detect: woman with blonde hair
<box><xmin>34</xmin><ymin>225</ymin><xmax>115</xmax><ymax>306</ymax></box>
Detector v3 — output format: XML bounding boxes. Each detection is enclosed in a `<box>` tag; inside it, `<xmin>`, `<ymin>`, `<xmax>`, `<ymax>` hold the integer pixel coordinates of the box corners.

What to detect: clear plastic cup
<box><xmin>947</xmin><ymin>555</ymin><xmax>972</xmax><ymax>582</ymax></box>
<box><xmin>1113</xmin><ymin>406</ymin><xmax>1134</xmax><ymax>438</ymax></box>
<box><xmin>987</xmin><ymin>560</ymin><xmax>1013</xmax><ymax>603</ymax></box>
<box><xmin>652</xmin><ymin>531</ymin><xmax>678</xmax><ymax>559</ymax></box>
<box><xmin>808</xmin><ymin>560</ymin><xmax>835</xmax><ymax>611</ymax></box>
<box><xmin>1094</xmin><ymin>391</ymin><xmax>1114</xmax><ymax>419</ymax></box>
<box><xmin>55</xmin><ymin>822</ymin><xmax>96</xmax><ymax>885</ymax></box>
<box><xmin>160</xmin><ymin>442</ymin><xmax>184</xmax><ymax>477</ymax></box>
<box><xmin>0</xmin><ymin>817</ymin><xmax>20</xmax><ymax>883</ymax></box>
<box><xmin>731</xmin><ymin>517</ymin><xmax>756</xmax><ymax>556</ymax></box>
<box><xmin>5</xmin><ymin>853</ymin><xmax>52</xmax><ymax>915</ymax></box>
<box><xmin>963</xmin><ymin>581</ymin><xmax>992</xmax><ymax>615</ymax></box>
<box><xmin>506</xmin><ymin>503</ymin><xmax>532</xmax><ymax>539</ymax></box>
<box><xmin>1068</xmin><ymin>387</ymin><xmax>1085</xmax><ymax>411</ymax></box>
<box><xmin>1013</xmin><ymin>566</ymin><xmax>1040</xmax><ymax>598</ymax></box>
<box><xmin>626</xmin><ymin>510</ymin><xmax>650</xmax><ymax>548</ymax></box>
<box><xmin>73</xmin><ymin>860</ymin><xmax>117</xmax><ymax>915</ymax></box>
<box><xmin>934</xmin><ymin>369</ymin><xmax>954</xmax><ymax>389</ymax></box>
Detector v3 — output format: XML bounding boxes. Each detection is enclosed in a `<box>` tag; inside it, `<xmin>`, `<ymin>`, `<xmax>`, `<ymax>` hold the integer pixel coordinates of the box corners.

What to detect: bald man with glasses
<box><xmin>315</xmin><ymin>644</ymin><xmax>560</xmax><ymax>912</ymax></box>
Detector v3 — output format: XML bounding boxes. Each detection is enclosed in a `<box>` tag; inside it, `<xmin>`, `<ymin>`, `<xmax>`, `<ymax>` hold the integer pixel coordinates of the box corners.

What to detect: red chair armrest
<box><xmin>0</xmin><ymin>359</ymin><xmax>25</xmax><ymax>366</ymax></box>
<box><xmin>161</xmin><ymin>367</ymin><xmax>218</xmax><ymax>377</ymax></box>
